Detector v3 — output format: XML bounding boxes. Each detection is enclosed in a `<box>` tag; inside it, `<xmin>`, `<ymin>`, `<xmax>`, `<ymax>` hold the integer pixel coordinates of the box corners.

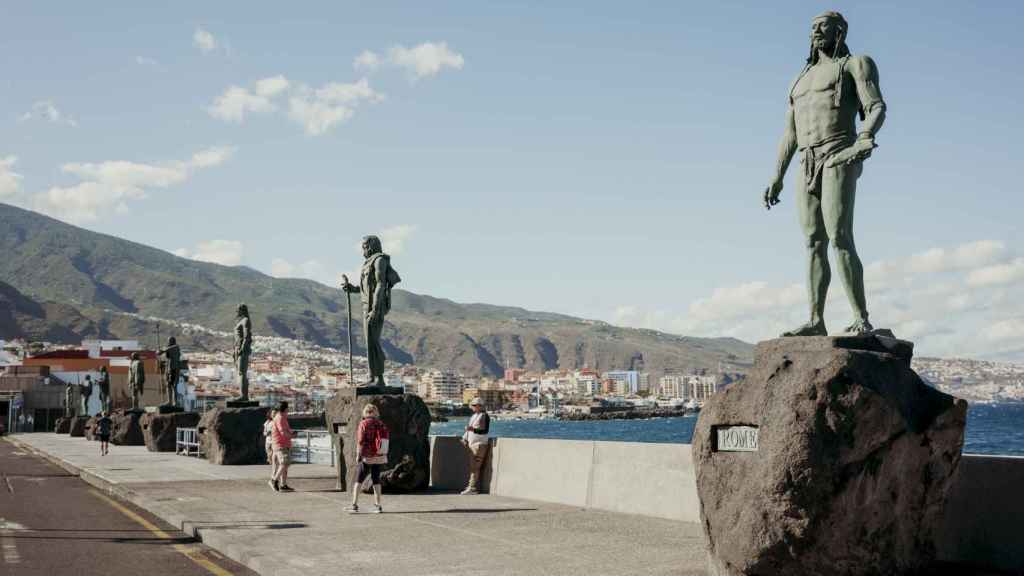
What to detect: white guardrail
<box><xmin>176</xmin><ymin>427</ymin><xmax>203</xmax><ymax>457</ymax></box>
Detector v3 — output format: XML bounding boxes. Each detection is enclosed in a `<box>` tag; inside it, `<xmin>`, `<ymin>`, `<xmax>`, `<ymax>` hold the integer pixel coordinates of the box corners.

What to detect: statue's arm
<box><xmin>850</xmin><ymin>55</ymin><xmax>886</xmax><ymax>141</ymax></box>
<box><xmin>369</xmin><ymin>258</ymin><xmax>387</xmax><ymax>317</ymax></box>
<box><xmin>772</xmin><ymin>105</ymin><xmax>798</xmax><ymax>184</ymax></box>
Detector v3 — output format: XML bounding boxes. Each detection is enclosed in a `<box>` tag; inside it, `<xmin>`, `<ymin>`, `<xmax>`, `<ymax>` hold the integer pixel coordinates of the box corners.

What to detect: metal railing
<box><xmin>176</xmin><ymin>427</ymin><xmax>203</xmax><ymax>457</ymax></box>
<box><xmin>288</xmin><ymin>429</ymin><xmax>335</xmax><ymax>465</ymax></box>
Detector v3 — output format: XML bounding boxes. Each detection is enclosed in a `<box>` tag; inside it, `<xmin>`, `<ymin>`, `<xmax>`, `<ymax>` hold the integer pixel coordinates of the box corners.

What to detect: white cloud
<box><xmin>31</xmin><ymin>146</ymin><xmax>235</xmax><ymax>223</ymax></box>
<box><xmin>0</xmin><ymin>156</ymin><xmax>23</xmax><ymax>199</ymax></box>
<box><xmin>907</xmin><ymin>240</ymin><xmax>1006</xmax><ymax>274</ymax></box>
<box><xmin>208</xmin><ymin>79</ymin><xmax>284</xmax><ymax>122</ymax></box>
<box><xmin>966</xmin><ymin>258</ymin><xmax>1024</xmax><ymax>288</ymax></box>
<box><xmin>256</xmin><ymin>75</ymin><xmax>290</xmax><ymax>98</ymax></box>
<box><xmin>379</xmin><ymin>224</ymin><xmax>416</xmax><ymax>256</ymax></box>
<box><xmin>606</xmin><ymin>238</ymin><xmax>1024</xmax><ymax>360</ymax></box>
<box><xmin>193</xmin><ymin>27</ymin><xmax>217</xmax><ymax>53</ymax></box>
<box><xmin>388</xmin><ymin>42</ymin><xmax>465</xmax><ymax>80</ymax></box>
<box><xmin>270</xmin><ymin>258</ymin><xmax>325</xmax><ymax>280</ymax></box>
<box><xmin>177</xmin><ymin>239</ymin><xmax>244</xmax><ymax>266</ymax></box>
<box><xmin>287</xmin><ymin>78</ymin><xmax>382</xmax><ymax>136</ymax></box>
<box><xmin>19</xmin><ymin>100</ymin><xmax>77</xmax><ymax>127</ymax></box>
<box><xmin>209</xmin><ymin>74</ymin><xmax>379</xmax><ymax>135</ymax></box>
<box><xmin>353</xmin><ymin>50</ymin><xmax>381</xmax><ymax>71</ymax></box>
<box><xmin>984</xmin><ymin>318</ymin><xmax>1024</xmax><ymax>344</ymax></box>
<box><xmin>135</xmin><ymin>56</ymin><xmax>158</xmax><ymax>66</ymax></box>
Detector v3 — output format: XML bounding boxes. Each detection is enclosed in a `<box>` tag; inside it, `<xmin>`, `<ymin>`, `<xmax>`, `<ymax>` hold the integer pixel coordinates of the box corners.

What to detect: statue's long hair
<box><xmin>363</xmin><ymin>235</ymin><xmax>383</xmax><ymax>255</ymax></box>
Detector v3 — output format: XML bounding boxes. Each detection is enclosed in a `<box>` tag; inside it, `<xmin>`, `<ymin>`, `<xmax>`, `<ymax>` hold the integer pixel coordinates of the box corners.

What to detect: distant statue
<box><xmin>80</xmin><ymin>375</ymin><xmax>94</xmax><ymax>415</ymax></box>
<box><xmin>341</xmin><ymin>235</ymin><xmax>401</xmax><ymax>387</ymax></box>
<box><xmin>97</xmin><ymin>366</ymin><xmax>111</xmax><ymax>413</ymax></box>
<box><xmin>234</xmin><ymin>304</ymin><xmax>253</xmax><ymax>400</ymax></box>
<box><xmin>158</xmin><ymin>336</ymin><xmax>181</xmax><ymax>406</ymax></box>
<box><xmin>763</xmin><ymin>11</ymin><xmax>886</xmax><ymax>336</ymax></box>
<box><xmin>64</xmin><ymin>382</ymin><xmax>76</xmax><ymax>417</ymax></box>
<box><xmin>129</xmin><ymin>351</ymin><xmax>145</xmax><ymax>409</ymax></box>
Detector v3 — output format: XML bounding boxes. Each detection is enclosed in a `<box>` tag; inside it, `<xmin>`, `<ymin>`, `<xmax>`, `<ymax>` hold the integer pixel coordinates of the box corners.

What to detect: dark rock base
<box><xmin>693</xmin><ymin>334</ymin><xmax>966</xmax><ymax>576</ymax></box>
<box><xmin>55</xmin><ymin>417</ymin><xmax>71</xmax><ymax>434</ymax></box>
<box><xmin>326</xmin><ymin>390</ymin><xmax>431</xmax><ymax>493</ymax></box>
<box><xmin>110</xmin><ymin>409</ymin><xmax>145</xmax><ymax>445</ymax></box>
<box><xmin>69</xmin><ymin>416</ymin><xmax>90</xmax><ymax>437</ymax></box>
<box><xmin>142</xmin><ymin>411</ymin><xmax>200</xmax><ymax>452</ymax></box>
<box><xmin>199</xmin><ymin>406</ymin><xmax>269</xmax><ymax>465</ymax></box>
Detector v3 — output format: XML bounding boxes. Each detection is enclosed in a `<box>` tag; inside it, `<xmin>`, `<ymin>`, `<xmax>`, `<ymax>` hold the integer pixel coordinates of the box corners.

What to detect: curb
<box><xmin>3</xmin><ymin>435</ymin><xmax>270</xmax><ymax>574</ymax></box>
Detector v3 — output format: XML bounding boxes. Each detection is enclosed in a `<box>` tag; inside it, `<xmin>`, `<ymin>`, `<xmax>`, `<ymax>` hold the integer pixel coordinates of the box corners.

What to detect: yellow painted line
<box><xmin>89</xmin><ymin>489</ymin><xmax>235</xmax><ymax>576</ymax></box>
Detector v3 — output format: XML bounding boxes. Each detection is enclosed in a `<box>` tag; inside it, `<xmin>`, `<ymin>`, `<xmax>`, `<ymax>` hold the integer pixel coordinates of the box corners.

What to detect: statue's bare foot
<box><xmin>781</xmin><ymin>321</ymin><xmax>827</xmax><ymax>337</ymax></box>
<box><xmin>842</xmin><ymin>319</ymin><xmax>874</xmax><ymax>335</ymax></box>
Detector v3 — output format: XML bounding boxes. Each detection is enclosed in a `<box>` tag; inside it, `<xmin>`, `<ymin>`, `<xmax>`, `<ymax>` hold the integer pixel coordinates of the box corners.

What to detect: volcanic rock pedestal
<box><xmin>142</xmin><ymin>411</ymin><xmax>201</xmax><ymax>452</ymax></box>
<box><xmin>199</xmin><ymin>406</ymin><xmax>269</xmax><ymax>465</ymax></box>
<box><xmin>54</xmin><ymin>417</ymin><xmax>71</xmax><ymax>434</ymax></box>
<box><xmin>692</xmin><ymin>333</ymin><xmax>967</xmax><ymax>576</ymax></box>
<box><xmin>84</xmin><ymin>416</ymin><xmax>99</xmax><ymax>441</ymax></box>
<box><xmin>109</xmin><ymin>409</ymin><xmax>145</xmax><ymax>446</ymax></box>
<box><xmin>68</xmin><ymin>415</ymin><xmax>90</xmax><ymax>437</ymax></box>
<box><xmin>326</xmin><ymin>388</ymin><xmax>431</xmax><ymax>493</ymax></box>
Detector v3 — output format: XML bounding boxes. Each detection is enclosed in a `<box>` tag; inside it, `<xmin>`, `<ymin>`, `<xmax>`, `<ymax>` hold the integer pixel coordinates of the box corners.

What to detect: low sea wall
<box><xmin>429</xmin><ymin>436</ymin><xmax>1024</xmax><ymax>572</ymax></box>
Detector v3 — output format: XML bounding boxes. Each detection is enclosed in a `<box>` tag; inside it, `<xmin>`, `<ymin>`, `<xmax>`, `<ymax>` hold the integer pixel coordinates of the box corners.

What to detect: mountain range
<box><xmin>0</xmin><ymin>202</ymin><xmax>753</xmax><ymax>378</ymax></box>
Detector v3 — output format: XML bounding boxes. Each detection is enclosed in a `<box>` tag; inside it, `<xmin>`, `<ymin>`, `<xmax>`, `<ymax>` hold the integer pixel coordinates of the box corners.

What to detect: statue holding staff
<box><xmin>341</xmin><ymin>235</ymin><xmax>401</xmax><ymax>387</ymax></box>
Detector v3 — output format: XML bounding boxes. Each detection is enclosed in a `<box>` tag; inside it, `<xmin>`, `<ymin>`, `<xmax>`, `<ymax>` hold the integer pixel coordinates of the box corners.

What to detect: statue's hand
<box><xmin>763</xmin><ymin>180</ymin><xmax>783</xmax><ymax>210</ymax></box>
<box><xmin>825</xmin><ymin>139</ymin><xmax>876</xmax><ymax>168</ymax></box>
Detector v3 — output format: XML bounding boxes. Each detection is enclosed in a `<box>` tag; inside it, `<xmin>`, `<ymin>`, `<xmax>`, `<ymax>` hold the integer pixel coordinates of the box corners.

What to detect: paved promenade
<box><xmin>8</xmin><ymin>433</ymin><xmax>706</xmax><ymax>576</ymax></box>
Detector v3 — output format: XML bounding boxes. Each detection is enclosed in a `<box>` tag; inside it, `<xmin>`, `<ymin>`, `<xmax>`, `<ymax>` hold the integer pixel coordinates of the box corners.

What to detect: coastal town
<box><xmin>3</xmin><ymin>333</ymin><xmax>1023</xmax><ymax>433</ymax></box>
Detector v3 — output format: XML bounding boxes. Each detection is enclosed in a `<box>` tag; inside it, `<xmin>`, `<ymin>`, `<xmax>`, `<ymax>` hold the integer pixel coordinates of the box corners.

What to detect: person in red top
<box><xmin>345</xmin><ymin>403</ymin><xmax>389</xmax><ymax>514</ymax></box>
<box><xmin>270</xmin><ymin>401</ymin><xmax>296</xmax><ymax>492</ymax></box>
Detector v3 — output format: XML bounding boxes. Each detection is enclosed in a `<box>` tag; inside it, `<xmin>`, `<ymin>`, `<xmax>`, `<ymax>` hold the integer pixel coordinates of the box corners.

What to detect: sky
<box><xmin>1</xmin><ymin>2</ymin><xmax>1022</xmax><ymax>362</ymax></box>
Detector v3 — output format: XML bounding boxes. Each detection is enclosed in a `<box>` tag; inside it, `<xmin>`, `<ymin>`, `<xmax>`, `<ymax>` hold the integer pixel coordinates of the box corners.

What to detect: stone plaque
<box><xmin>714</xmin><ymin>425</ymin><xmax>759</xmax><ymax>452</ymax></box>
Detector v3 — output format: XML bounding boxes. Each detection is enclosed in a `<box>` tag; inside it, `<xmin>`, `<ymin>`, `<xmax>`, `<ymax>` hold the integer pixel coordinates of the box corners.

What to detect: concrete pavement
<box><xmin>0</xmin><ymin>438</ymin><xmax>255</xmax><ymax>576</ymax></box>
<box><xmin>8</xmin><ymin>433</ymin><xmax>707</xmax><ymax>576</ymax></box>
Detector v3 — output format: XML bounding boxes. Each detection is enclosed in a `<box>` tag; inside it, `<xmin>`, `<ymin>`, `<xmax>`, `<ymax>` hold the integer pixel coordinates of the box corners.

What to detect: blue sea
<box><xmin>430</xmin><ymin>403</ymin><xmax>1024</xmax><ymax>456</ymax></box>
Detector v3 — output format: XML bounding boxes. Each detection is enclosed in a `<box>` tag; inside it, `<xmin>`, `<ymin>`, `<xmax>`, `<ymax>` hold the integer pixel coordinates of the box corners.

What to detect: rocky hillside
<box><xmin>0</xmin><ymin>203</ymin><xmax>752</xmax><ymax>377</ymax></box>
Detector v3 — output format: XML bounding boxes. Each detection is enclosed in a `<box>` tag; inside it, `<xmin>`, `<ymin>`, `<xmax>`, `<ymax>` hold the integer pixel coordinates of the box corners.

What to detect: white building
<box><xmin>428</xmin><ymin>371</ymin><xmax>464</xmax><ymax>402</ymax></box>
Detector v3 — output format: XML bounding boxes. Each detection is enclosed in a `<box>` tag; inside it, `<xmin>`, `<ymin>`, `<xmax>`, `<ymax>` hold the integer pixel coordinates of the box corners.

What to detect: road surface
<box><xmin>0</xmin><ymin>437</ymin><xmax>255</xmax><ymax>575</ymax></box>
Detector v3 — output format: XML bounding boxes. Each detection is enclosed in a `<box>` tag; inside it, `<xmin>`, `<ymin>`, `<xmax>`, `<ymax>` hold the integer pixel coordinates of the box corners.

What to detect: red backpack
<box><xmin>361</xmin><ymin>418</ymin><xmax>390</xmax><ymax>458</ymax></box>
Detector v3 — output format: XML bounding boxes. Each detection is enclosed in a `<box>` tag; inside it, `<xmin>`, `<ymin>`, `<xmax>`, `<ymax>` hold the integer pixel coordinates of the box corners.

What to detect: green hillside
<box><xmin>0</xmin><ymin>202</ymin><xmax>752</xmax><ymax>377</ymax></box>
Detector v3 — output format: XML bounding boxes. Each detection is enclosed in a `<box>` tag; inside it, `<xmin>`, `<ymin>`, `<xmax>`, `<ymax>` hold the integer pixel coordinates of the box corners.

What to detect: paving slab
<box><xmin>9</xmin><ymin>433</ymin><xmax>707</xmax><ymax>575</ymax></box>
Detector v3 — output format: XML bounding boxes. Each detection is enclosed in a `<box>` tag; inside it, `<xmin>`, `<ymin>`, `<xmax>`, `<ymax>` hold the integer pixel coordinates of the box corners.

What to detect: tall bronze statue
<box><xmin>129</xmin><ymin>351</ymin><xmax>145</xmax><ymax>409</ymax></box>
<box><xmin>80</xmin><ymin>375</ymin><xmax>94</xmax><ymax>415</ymax></box>
<box><xmin>234</xmin><ymin>304</ymin><xmax>253</xmax><ymax>400</ymax></box>
<box><xmin>763</xmin><ymin>11</ymin><xmax>886</xmax><ymax>336</ymax></box>
<box><xmin>341</xmin><ymin>235</ymin><xmax>401</xmax><ymax>387</ymax></box>
<box><xmin>97</xmin><ymin>366</ymin><xmax>111</xmax><ymax>413</ymax></box>
<box><xmin>158</xmin><ymin>336</ymin><xmax>181</xmax><ymax>406</ymax></box>
<box><xmin>64</xmin><ymin>381</ymin><xmax>76</xmax><ymax>417</ymax></box>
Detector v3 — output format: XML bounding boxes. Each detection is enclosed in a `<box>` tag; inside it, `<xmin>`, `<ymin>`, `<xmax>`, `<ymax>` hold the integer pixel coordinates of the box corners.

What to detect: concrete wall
<box><xmin>430</xmin><ymin>437</ymin><xmax>1024</xmax><ymax>570</ymax></box>
<box><xmin>430</xmin><ymin>436</ymin><xmax>700</xmax><ymax>522</ymax></box>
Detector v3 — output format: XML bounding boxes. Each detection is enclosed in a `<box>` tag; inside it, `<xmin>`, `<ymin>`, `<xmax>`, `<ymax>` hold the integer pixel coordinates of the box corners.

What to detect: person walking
<box><xmin>264</xmin><ymin>408</ymin><xmax>278</xmax><ymax>491</ymax></box>
<box><xmin>461</xmin><ymin>397</ymin><xmax>490</xmax><ymax>495</ymax></box>
<box><xmin>96</xmin><ymin>411</ymin><xmax>113</xmax><ymax>456</ymax></box>
<box><xmin>270</xmin><ymin>402</ymin><xmax>296</xmax><ymax>492</ymax></box>
<box><xmin>345</xmin><ymin>404</ymin><xmax>389</xmax><ymax>514</ymax></box>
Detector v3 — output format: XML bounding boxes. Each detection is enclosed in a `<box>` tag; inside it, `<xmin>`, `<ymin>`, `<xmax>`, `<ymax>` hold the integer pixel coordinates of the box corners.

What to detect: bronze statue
<box><xmin>763</xmin><ymin>11</ymin><xmax>886</xmax><ymax>336</ymax></box>
<box><xmin>129</xmin><ymin>351</ymin><xmax>145</xmax><ymax>409</ymax></box>
<box><xmin>234</xmin><ymin>304</ymin><xmax>253</xmax><ymax>400</ymax></box>
<box><xmin>80</xmin><ymin>375</ymin><xmax>94</xmax><ymax>415</ymax></box>
<box><xmin>158</xmin><ymin>336</ymin><xmax>181</xmax><ymax>406</ymax></box>
<box><xmin>97</xmin><ymin>366</ymin><xmax>111</xmax><ymax>413</ymax></box>
<box><xmin>64</xmin><ymin>381</ymin><xmax>76</xmax><ymax>417</ymax></box>
<box><xmin>341</xmin><ymin>235</ymin><xmax>401</xmax><ymax>387</ymax></box>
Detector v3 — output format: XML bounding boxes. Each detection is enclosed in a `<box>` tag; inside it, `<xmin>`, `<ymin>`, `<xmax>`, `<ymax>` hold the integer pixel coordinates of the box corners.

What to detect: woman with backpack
<box><xmin>345</xmin><ymin>403</ymin><xmax>389</xmax><ymax>514</ymax></box>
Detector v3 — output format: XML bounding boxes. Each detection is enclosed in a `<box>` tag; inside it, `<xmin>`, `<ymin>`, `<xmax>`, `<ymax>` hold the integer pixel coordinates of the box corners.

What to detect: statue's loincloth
<box><xmin>800</xmin><ymin>136</ymin><xmax>853</xmax><ymax>190</ymax></box>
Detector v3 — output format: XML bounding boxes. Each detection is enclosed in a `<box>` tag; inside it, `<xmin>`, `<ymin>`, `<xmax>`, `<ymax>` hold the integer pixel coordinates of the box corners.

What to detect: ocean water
<box><xmin>430</xmin><ymin>403</ymin><xmax>1024</xmax><ymax>456</ymax></box>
